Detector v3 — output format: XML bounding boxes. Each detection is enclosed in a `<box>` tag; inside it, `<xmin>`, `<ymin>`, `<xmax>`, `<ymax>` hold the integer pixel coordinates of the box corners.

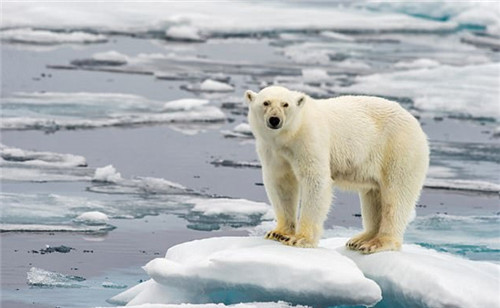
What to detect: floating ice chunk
<box><xmin>424</xmin><ymin>178</ymin><xmax>500</xmax><ymax>194</ymax></box>
<box><xmin>197</xmin><ymin>79</ymin><xmax>235</xmax><ymax>92</ymax></box>
<box><xmin>88</xmin><ymin>175</ymin><xmax>190</xmax><ymax>195</ymax></box>
<box><xmin>334</xmin><ymin>63</ymin><xmax>500</xmax><ymax>120</ymax></box>
<box><xmin>301</xmin><ymin>68</ymin><xmax>329</xmax><ymax>82</ymax></box>
<box><xmin>221</xmin><ymin>123</ymin><xmax>254</xmax><ymax>138</ymax></box>
<box><xmin>394</xmin><ymin>58</ymin><xmax>440</xmax><ymax>69</ymax></box>
<box><xmin>27</xmin><ymin>267</ymin><xmax>86</xmax><ymax>288</ymax></box>
<box><xmin>461</xmin><ymin>33</ymin><xmax>500</xmax><ymax>50</ymax></box>
<box><xmin>74</xmin><ymin>211</ymin><xmax>109</xmax><ymax>225</ymax></box>
<box><xmin>0</xmin><ymin>28</ymin><xmax>107</xmax><ymax>45</ymax></box>
<box><xmin>111</xmin><ymin>237</ymin><xmax>381</xmax><ymax>306</ymax></box>
<box><xmin>93</xmin><ymin>165</ymin><xmax>123</xmax><ymax>183</ymax></box>
<box><xmin>188</xmin><ymin>198</ymin><xmax>273</xmax><ymax>219</ymax></box>
<box><xmin>102</xmin><ymin>281</ymin><xmax>128</xmax><ymax>289</ymax></box>
<box><xmin>91</xmin><ymin>50</ymin><xmax>130</xmax><ymax>64</ymax></box>
<box><xmin>320</xmin><ymin>31</ymin><xmax>355</xmax><ymax>41</ymax></box>
<box><xmin>0</xmin><ymin>144</ymin><xmax>87</xmax><ymax>168</ymax></box>
<box><xmin>211</xmin><ymin>159</ymin><xmax>261</xmax><ymax>169</ymax></box>
<box><xmin>166</xmin><ymin>25</ymin><xmax>205</xmax><ymax>42</ymax></box>
<box><xmin>2</xmin><ymin>91</ymin><xmax>226</xmax><ymax>131</ymax></box>
<box><xmin>322</xmin><ymin>238</ymin><xmax>500</xmax><ymax>308</ymax></box>
<box><xmin>163</xmin><ymin>99</ymin><xmax>210</xmax><ymax>111</ymax></box>
<box><xmin>0</xmin><ymin>223</ymin><xmax>115</xmax><ymax>233</ymax></box>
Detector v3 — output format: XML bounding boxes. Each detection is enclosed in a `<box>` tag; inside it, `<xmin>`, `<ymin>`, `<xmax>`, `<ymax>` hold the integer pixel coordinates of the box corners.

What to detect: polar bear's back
<box><xmin>308</xmin><ymin>95</ymin><xmax>429</xmax><ymax>190</ymax></box>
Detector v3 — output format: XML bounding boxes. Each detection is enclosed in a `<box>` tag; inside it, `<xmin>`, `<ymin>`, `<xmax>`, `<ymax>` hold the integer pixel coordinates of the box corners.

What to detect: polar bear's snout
<box><xmin>267</xmin><ymin>116</ymin><xmax>282</xmax><ymax>129</ymax></box>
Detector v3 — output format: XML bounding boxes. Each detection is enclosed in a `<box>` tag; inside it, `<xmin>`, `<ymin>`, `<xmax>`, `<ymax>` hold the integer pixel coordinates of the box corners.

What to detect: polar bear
<box><xmin>245</xmin><ymin>86</ymin><xmax>429</xmax><ymax>253</ymax></box>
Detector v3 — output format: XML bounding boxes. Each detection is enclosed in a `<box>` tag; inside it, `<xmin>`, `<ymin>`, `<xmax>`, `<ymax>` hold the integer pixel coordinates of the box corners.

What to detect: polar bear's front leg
<box><xmin>262</xmin><ymin>165</ymin><xmax>299</xmax><ymax>243</ymax></box>
<box><xmin>284</xmin><ymin>173</ymin><xmax>333</xmax><ymax>248</ymax></box>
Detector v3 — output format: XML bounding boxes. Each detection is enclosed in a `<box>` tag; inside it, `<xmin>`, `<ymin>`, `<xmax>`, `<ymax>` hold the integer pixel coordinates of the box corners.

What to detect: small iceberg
<box><xmin>110</xmin><ymin>236</ymin><xmax>500</xmax><ymax>308</ymax></box>
<box><xmin>74</xmin><ymin>211</ymin><xmax>109</xmax><ymax>226</ymax></box>
<box><xmin>109</xmin><ymin>236</ymin><xmax>382</xmax><ymax>307</ymax></box>
<box><xmin>184</xmin><ymin>79</ymin><xmax>235</xmax><ymax>93</ymax></box>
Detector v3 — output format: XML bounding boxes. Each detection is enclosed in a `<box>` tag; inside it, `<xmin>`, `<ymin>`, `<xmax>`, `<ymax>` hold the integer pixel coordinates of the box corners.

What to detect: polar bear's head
<box><xmin>245</xmin><ymin>86</ymin><xmax>306</xmax><ymax>132</ymax></box>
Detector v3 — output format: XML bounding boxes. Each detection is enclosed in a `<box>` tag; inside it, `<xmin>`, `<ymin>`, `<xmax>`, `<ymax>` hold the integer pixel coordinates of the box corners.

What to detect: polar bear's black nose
<box><xmin>269</xmin><ymin>117</ymin><xmax>281</xmax><ymax>128</ymax></box>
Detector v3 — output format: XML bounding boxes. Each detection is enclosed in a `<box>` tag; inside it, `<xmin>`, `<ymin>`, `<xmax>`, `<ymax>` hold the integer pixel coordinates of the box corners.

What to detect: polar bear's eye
<box><xmin>283</xmin><ymin>103</ymin><xmax>289</xmax><ymax>108</ymax></box>
<box><xmin>263</xmin><ymin>101</ymin><xmax>270</xmax><ymax>106</ymax></box>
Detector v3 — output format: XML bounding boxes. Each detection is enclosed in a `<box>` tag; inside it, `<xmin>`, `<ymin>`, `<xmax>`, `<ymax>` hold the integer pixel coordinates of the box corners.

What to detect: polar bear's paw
<box><xmin>282</xmin><ymin>235</ymin><xmax>317</xmax><ymax>248</ymax></box>
<box><xmin>346</xmin><ymin>232</ymin><xmax>375</xmax><ymax>250</ymax></box>
<box><xmin>358</xmin><ymin>235</ymin><xmax>401</xmax><ymax>254</ymax></box>
<box><xmin>265</xmin><ymin>230</ymin><xmax>293</xmax><ymax>242</ymax></box>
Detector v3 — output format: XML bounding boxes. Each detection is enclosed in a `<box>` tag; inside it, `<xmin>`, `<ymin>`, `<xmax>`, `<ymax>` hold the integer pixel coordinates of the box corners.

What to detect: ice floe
<box><xmin>323</xmin><ymin>238</ymin><xmax>500</xmax><ymax>308</ymax></box>
<box><xmin>424</xmin><ymin>179</ymin><xmax>500</xmax><ymax>194</ymax></box>
<box><xmin>2</xmin><ymin>2</ymin><xmax>458</xmax><ymax>38</ymax></box>
<box><xmin>0</xmin><ymin>144</ymin><xmax>87</xmax><ymax>168</ymax></box>
<box><xmin>0</xmin><ymin>28</ymin><xmax>107</xmax><ymax>45</ymax></box>
<box><xmin>2</xmin><ymin>92</ymin><xmax>226</xmax><ymax>131</ymax></box>
<box><xmin>27</xmin><ymin>267</ymin><xmax>86</xmax><ymax>288</ymax></box>
<box><xmin>109</xmin><ymin>236</ymin><xmax>382</xmax><ymax>307</ymax></box>
<box><xmin>111</xmin><ymin>236</ymin><xmax>500</xmax><ymax>307</ymax></box>
<box><xmin>334</xmin><ymin>63</ymin><xmax>500</xmax><ymax>120</ymax></box>
<box><xmin>0</xmin><ymin>144</ymin><xmax>93</xmax><ymax>182</ymax></box>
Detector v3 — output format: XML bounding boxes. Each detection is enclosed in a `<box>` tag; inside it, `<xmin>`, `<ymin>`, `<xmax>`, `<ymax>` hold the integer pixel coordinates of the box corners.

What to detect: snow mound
<box><xmin>322</xmin><ymin>238</ymin><xmax>500</xmax><ymax>308</ymax></box>
<box><xmin>185</xmin><ymin>79</ymin><xmax>234</xmax><ymax>93</ymax></box>
<box><xmin>0</xmin><ymin>28</ymin><xmax>107</xmax><ymax>45</ymax></box>
<box><xmin>74</xmin><ymin>211</ymin><xmax>109</xmax><ymax>225</ymax></box>
<box><xmin>110</xmin><ymin>236</ymin><xmax>382</xmax><ymax>307</ymax></box>
<box><xmin>93</xmin><ymin>165</ymin><xmax>123</xmax><ymax>183</ymax></box>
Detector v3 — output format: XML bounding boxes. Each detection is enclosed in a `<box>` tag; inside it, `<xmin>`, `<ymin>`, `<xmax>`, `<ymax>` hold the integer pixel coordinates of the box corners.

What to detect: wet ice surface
<box><xmin>1</xmin><ymin>1</ymin><xmax>499</xmax><ymax>307</ymax></box>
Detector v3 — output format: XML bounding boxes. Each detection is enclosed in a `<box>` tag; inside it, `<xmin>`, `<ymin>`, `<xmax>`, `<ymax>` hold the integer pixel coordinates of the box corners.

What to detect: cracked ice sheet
<box><xmin>332</xmin><ymin>63</ymin><xmax>500</xmax><ymax>120</ymax></box>
<box><xmin>2</xmin><ymin>2</ymin><xmax>457</xmax><ymax>37</ymax></box>
<box><xmin>1</xmin><ymin>92</ymin><xmax>225</xmax><ymax>132</ymax></box>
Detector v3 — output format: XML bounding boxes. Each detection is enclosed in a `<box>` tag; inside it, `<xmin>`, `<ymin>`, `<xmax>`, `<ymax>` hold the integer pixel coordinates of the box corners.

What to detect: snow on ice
<box><xmin>0</xmin><ymin>28</ymin><xmax>107</xmax><ymax>45</ymax></box>
<box><xmin>109</xmin><ymin>236</ymin><xmax>382</xmax><ymax>307</ymax></box>
<box><xmin>1</xmin><ymin>2</ymin><xmax>459</xmax><ymax>38</ymax></box>
<box><xmin>110</xmin><ymin>236</ymin><xmax>500</xmax><ymax>308</ymax></box>
<box><xmin>74</xmin><ymin>211</ymin><xmax>109</xmax><ymax>226</ymax></box>
<box><xmin>334</xmin><ymin>63</ymin><xmax>500</xmax><ymax>120</ymax></box>
<box><xmin>323</xmin><ymin>238</ymin><xmax>500</xmax><ymax>308</ymax></box>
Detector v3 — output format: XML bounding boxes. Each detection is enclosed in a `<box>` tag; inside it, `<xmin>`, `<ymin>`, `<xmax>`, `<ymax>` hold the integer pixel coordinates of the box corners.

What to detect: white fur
<box><xmin>245</xmin><ymin>86</ymin><xmax>429</xmax><ymax>253</ymax></box>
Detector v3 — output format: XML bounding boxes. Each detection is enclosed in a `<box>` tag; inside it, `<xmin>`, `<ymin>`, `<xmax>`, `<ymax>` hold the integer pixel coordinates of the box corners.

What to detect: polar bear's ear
<box><xmin>244</xmin><ymin>90</ymin><xmax>257</xmax><ymax>104</ymax></box>
<box><xmin>297</xmin><ymin>95</ymin><xmax>306</xmax><ymax>107</ymax></box>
